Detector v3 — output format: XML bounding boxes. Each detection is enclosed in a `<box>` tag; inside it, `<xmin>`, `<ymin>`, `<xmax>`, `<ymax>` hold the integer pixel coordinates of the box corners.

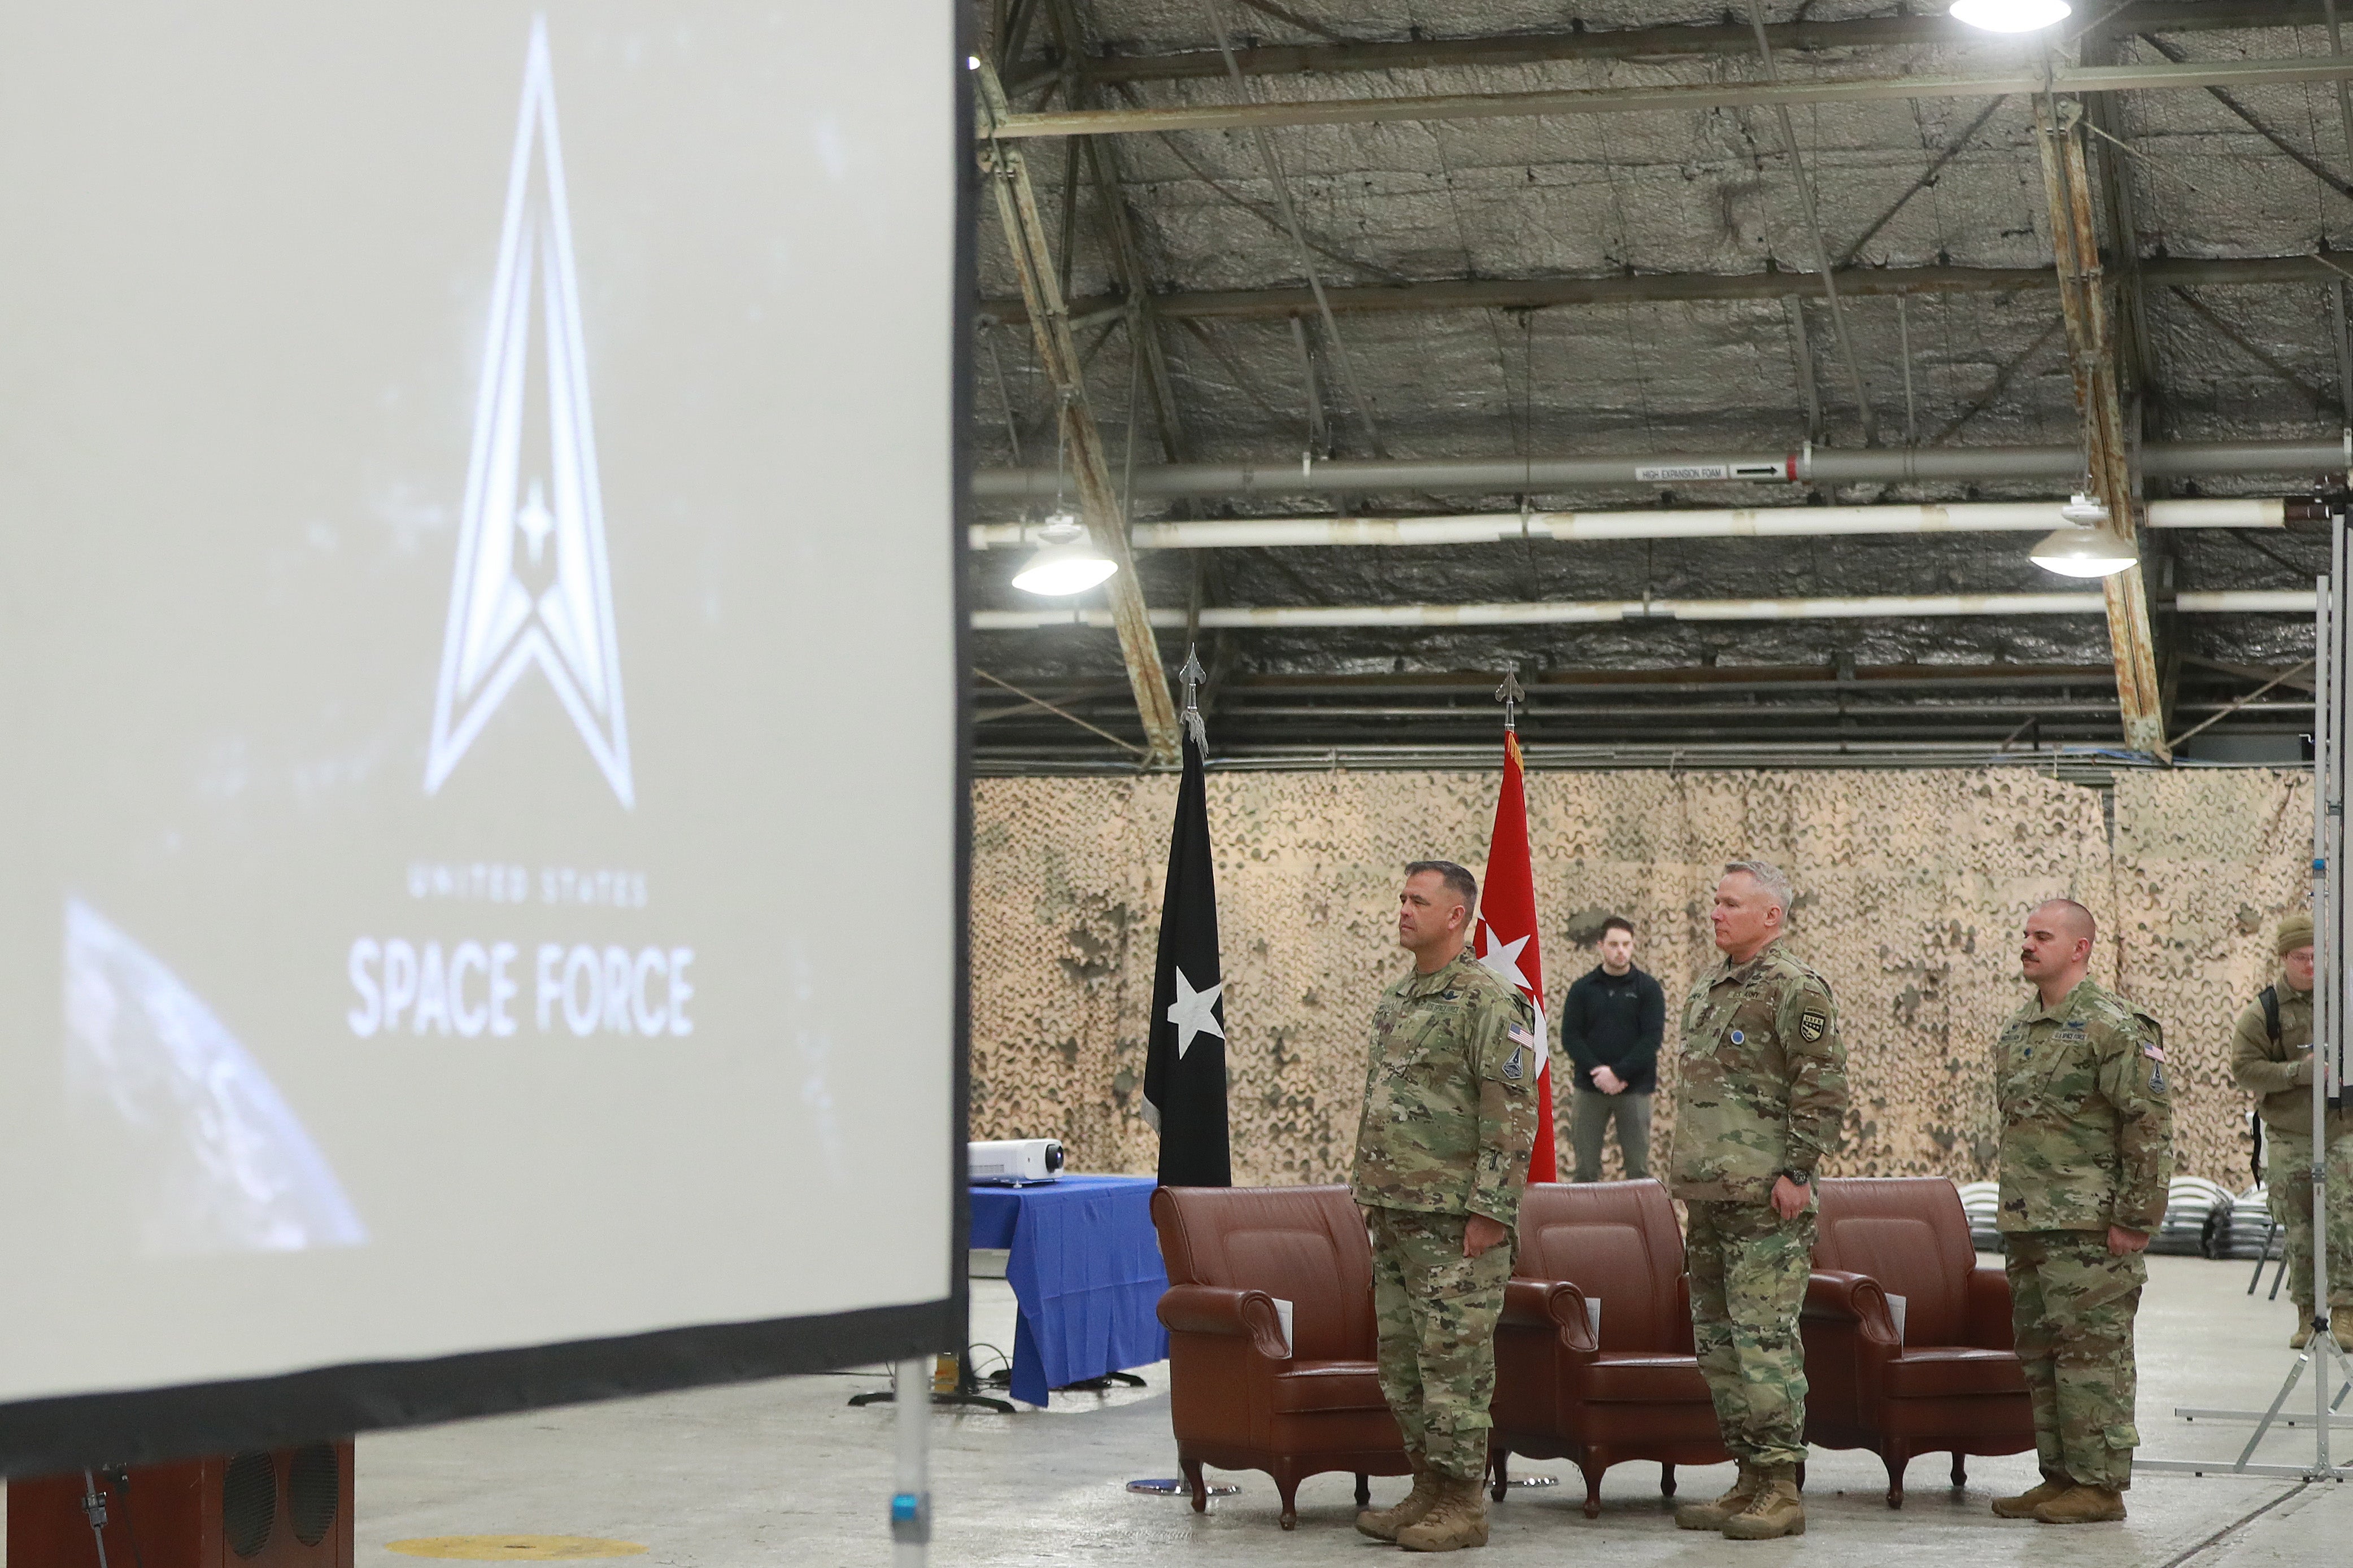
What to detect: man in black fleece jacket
<box><xmin>1561</xmin><ymin>916</ymin><xmax>1666</xmax><ymax>1181</ymax></box>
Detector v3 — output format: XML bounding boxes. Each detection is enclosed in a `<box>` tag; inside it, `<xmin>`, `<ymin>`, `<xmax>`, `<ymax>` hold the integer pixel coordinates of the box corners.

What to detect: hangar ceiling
<box><xmin>962</xmin><ymin>1</ymin><xmax>2348</xmax><ymax>770</ymax></box>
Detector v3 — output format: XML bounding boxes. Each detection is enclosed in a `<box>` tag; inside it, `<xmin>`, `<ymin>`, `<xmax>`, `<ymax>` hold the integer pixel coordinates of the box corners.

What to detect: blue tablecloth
<box><xmin>969</xmin><ymin>1174</ymin><xmax>1170</xmax><ymax>1408</ymax></box>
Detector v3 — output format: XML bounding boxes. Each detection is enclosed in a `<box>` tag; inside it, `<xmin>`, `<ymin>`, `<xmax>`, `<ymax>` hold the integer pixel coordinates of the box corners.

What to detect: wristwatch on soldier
<box><xmin>1780</xmin><ymin>1169</ymin><xmax>1812</xmax><ymax>1188</ymax></box>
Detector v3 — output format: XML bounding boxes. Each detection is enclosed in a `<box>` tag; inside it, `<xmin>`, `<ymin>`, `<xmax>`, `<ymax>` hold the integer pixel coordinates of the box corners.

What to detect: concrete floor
<box><xmin>350</xmin><ymin>1253</ymin><xmax>2353</xmax><ymax>1565</ymax></box>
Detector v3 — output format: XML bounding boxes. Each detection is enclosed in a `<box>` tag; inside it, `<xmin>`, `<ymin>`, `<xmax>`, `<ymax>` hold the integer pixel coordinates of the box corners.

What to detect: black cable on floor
<box><xmin>104</xmin><ymin>1469</ymin><xmax>148</xmax><ymax>1568</ymax></box>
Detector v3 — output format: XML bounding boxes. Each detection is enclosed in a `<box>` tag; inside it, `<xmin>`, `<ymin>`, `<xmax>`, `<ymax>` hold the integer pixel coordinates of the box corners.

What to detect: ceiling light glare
<box><xmin>2030</xmin><ymin>493</ymin><xmax>2138</xmax><ymax>578</ymax></box>
<box><xmin>1949</xmin><ymin>0</ymin><xmax>2071</xmax><ymax>32</ymax></box>
<box><xmin>1012</xmin><ymin>513</ymin><xmax>1119</xmax><ymax>596</ymax></box>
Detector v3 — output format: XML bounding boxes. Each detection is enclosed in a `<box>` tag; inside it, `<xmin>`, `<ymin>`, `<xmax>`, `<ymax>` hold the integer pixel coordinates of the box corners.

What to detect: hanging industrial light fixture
<box><xmin>1012</xmin><ymin>512</ymin><xmax>1118</xmax><ymax>595</ymax></box>
<box><xmin>1013</xmin><ymin>395</ymin><xmax>1118</xmax><ymax>596</ymax></box>
<box><xmin>2029</xmin><ymin>492</ymin><xmax>2140</xmax><ymax>578</ymax></box>
<box><xmin>1949</xmin><ymin>0</ymin><xmax>2070</xmax><ymax>31</ymax></box>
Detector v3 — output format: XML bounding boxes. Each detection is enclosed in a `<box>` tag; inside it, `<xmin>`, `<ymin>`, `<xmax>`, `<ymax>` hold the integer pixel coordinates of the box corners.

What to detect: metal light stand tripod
<box><xmin>2141</xmin><ymin>504</ymin><xmax>2353</xmax><ymax>1481</ymax></box>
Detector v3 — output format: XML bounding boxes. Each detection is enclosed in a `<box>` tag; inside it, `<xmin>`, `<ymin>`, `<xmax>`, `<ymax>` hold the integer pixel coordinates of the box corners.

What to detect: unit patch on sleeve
<box><xmin>1798</xmin><ymin>1010</ymin><xmax>1828</xmax><ymax>1043</ymax></box>
<box><xmin>1503</xmin><ymin>1026</ymin><xmax>1535</xmax><ymax>1081</ymax></box>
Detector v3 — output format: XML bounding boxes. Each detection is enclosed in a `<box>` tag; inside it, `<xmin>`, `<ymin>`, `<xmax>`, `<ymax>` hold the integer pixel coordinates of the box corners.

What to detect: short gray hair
<box><xmin>1722</xmin><ymin>859</ymin><xmax>1794</xmax><ymax>916</ymax></box>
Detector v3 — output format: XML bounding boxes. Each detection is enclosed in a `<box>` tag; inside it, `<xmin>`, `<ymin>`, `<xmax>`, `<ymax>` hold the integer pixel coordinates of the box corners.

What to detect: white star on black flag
<box><xmin>1164</xmin><ymin>968</ymin><xmax>1226</xmax><ymax>1060</ymax></box>
<box><xmin>1140</xmin><ymin>726</ymin><xmax>1230</xmax><ymax>1186</ymax></box>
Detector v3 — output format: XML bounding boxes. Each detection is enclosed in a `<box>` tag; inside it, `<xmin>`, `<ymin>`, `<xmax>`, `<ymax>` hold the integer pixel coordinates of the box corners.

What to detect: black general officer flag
<box><xmin>1142</xmin><ymin>728</ymin><xmax>1230</xmax><ymax>1186</ymax></box>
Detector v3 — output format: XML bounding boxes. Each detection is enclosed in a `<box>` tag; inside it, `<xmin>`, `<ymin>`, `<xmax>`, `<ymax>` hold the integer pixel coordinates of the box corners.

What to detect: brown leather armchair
<box><xmin>1491</xmin><ymin>1180</ymin><xmax>1730</xmax><ymax>1517</ymax></box>
<box><xmin>1802</xmin><ymin>1176</ymin><xmax>2033</xmax><ymax>1506</ymax></box>
<box><xmin>1151</xmin><ymin>1185</ymin><xmax>1408</xmax><ymax>1530</ymax></box>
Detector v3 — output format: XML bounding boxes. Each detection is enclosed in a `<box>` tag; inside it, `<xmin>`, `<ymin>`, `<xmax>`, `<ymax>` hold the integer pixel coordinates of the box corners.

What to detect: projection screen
<box><xmin>0</xmin><ymin>1</ymin><xmax>965</xmax><ymax>1471</ymax></box>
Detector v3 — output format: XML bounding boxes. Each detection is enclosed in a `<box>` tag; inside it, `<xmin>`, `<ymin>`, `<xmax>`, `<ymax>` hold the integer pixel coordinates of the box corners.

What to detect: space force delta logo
<box><xmin>346</xmin><ymin>21</ymin><xmax>685</xmax><ymax>1047</ymax></box>
<box><xmin>425</xmin><ymin>17</ymin><xmax>632</xmax><ymax>810</ymax></box>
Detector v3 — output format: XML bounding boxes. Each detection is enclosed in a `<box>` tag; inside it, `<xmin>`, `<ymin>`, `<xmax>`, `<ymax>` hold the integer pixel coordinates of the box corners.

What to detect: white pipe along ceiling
<box><xmin>969</xmin><ymin>438</ymin><xmax>2352</xmax><ymax>501</ymax></box>
<box><xmin>975</xmin><ymin>589</ymin><xmax>2317</xmax><ymax>632</ymax></box>
<box><xmin>970</xmin><ymin>498</ymin><xmax>2291</xmax><ymax>551</ymax></box>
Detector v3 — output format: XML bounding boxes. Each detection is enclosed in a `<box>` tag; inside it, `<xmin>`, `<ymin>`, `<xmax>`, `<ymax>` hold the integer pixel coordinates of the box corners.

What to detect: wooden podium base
<box><xmin>8</xmin><ymin>1443</ymin><xmax>354</xmax><ymax>1566</ymax></box>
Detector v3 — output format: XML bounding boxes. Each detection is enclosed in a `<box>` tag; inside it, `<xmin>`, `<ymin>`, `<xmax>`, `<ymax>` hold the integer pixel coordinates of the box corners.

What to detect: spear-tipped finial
<box><xmin>1178</xmin><ymin>645</ymin><xmax>1209</xmax><ymax>751</ymax></box>
<box><xmin>1495</xmin><ymin>669</ymin><xmax>1526</xmax><ymax>734</ymax></box>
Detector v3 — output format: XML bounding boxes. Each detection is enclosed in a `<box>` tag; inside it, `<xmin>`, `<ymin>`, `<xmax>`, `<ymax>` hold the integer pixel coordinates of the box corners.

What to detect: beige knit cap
<box><xmin>2278</xmin><ymin>912</ymin><xmax>2314</xmax><ymax>955</ymax></box>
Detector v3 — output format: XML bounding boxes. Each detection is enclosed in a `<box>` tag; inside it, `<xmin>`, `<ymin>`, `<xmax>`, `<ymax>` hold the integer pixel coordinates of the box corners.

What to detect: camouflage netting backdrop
<box><xmin>970</xmin><ymin>768</ymin><xmax>2312</xmax><ymax>1189</ymax></box>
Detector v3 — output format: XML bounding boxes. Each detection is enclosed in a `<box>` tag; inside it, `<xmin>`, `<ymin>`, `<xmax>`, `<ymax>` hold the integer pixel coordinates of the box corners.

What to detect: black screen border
<box><xmin>0</xmin><ymin>13</ymin><xmax>978</xmax><ymax>1479</ymax></box>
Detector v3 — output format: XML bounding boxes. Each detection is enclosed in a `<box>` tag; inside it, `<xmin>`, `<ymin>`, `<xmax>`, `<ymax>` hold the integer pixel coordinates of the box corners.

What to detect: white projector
<box><xmin>969</xmin><ymin>1138</ymin><xmax>1065</xmax><ymax>1185</ymax></box>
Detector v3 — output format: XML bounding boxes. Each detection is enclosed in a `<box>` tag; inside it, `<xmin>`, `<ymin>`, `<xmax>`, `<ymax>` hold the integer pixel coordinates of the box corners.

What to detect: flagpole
<box><xmin>1130</xmin><ymin>644</ymin><xmax>1241</xmax><ymax>1503</ymax></box>
<box><xmin>1479</xmin><ymin>666</ymin><xmax>1557</xmax><ymax>1186</ymax></box>
<box><xmin>1177</xmin><ymin>645</ymin><xmax>1208</xmax><ymax>752</ymax></box>
<box><xmin>1496</xmin><ymin>669</ymin><xmax>1523</xmax><ymax>735</ymax></box>
<box><xmin>1481</xmin><ymin>667</ymin><xmax>1562</xmax><ymax>1491</ymax></box>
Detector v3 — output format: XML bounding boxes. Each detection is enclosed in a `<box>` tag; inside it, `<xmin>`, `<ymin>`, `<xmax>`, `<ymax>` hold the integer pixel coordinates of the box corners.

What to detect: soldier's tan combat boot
<box><xmin>1720</xmin><ymin>1475</ymin><xmax>1805</xmax><ymax>1540</ymax></box>
<box><xmin>1357</xmin><ymin>1452</ymin><xmax>1440</xmax><ymax>1541</ymax></box>
<box><xmin>2032</xmin><ymin>1484</ymin><xmax>2127</xmax><ymax>1523</ymax></box>
<box><xmin>1396</xmin><ymin>1475</ymin><xmax>1489</xmax><ymax>1553</ymax></box>
<box><xmin>2290</xmin><ymin>1322</ymin><xmax>2315</xmax><ymax>1349</ymax></box>
<box><xmin>1990</xmin><ymin>1476</ymin><xmax>2073</xmax><ymax>1518</ymax></box>
<box><xmin>1675</xmin><ymin>1464</ymin><xmax>1761</xmax><ymax>1530</ymax></box>
<box><xmin>2333</xmin><ymin>1316</ymin><xmax>2353</xmax><ymax>1353</ymax></box>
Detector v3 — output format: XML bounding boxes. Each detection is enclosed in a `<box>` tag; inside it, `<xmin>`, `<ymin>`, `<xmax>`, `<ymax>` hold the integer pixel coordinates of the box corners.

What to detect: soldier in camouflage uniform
<box><xmin>2229</xmin><ymin>912</ymin><xmax>2353</xmax><ymax>1351</ymax></box>
<box><xmin>1990</xmin><ymin>898</ymin><xmax>2172</xmax><ymax>1526</ymax></box>
<box><xmin>1352</xmin><ymin>859</ymin><xmax>1539</xmax><ymax>1553</ymax></box>
<box><xmin>1667</xmin><ymin>859</ymin><xmax>1847</xmax><ymax>1542</ymax></box>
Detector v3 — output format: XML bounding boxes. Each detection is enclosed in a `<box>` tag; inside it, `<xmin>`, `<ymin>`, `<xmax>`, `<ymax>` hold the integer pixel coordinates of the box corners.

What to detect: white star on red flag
<box><xmin>1477</xmin><ymin>927</ymin><xmax>1533</xmax><ymax>997</ymax></box>
<box><xmin>1475</xmin><ymin>730</ymin><xmax>1557</xmax><ymax>1180</ymax></box>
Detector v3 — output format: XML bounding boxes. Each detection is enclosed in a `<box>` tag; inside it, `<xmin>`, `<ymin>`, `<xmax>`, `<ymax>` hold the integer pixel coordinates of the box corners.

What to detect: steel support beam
<box><xmin>1032</xmin><ymin>4</ymin><xmax>2332</xmax><ymax>89</ymax></box>
<box><xmin>975</xmin><ymin>436</ymin><xmax>2352</xmax><ymax>501</ymax></box>
<box><xmin>987</xmin><ymin>662</ymin><xmax>2280</xmax><ymax>698</ymax></box>
<box><xmin>2081</xmin><ymin>35</ymin><xmax>2176</xmax><ymax>733</ymax></box>
<box><xmin>1042</xmin><ymin>0</ymin><xmax>1191</xmax><ymax>466</ymax></box>
<box><xmin>988</xmin><ymin>55</ymin><xmax>2353</xmax><ymax>139</ymax></box>
<box><xmin>1202</xmin><ymin>0</ymin><xmax>1385</xmax><ymax>453</ymax></box>
<box><xmin>1744</xmin><ymin>0</ymin><xmax>1875</xmax><ymax>445</ymax></box>
<box><xmin>976</xmin><ymin>63</ymin><xmax>1182</xmax><ymax>762</ymax></box>
<box><xmin>2141</xmin><ymin>30</ymin><xmax>2353</xmax><ymax>203</ymax></box>
<box><xmin>2082</xmin><ymin>42</ymin><xmax>2161</xmax><ymax>410</ymax></box>
<box><xmin>981</xmin><ymin>254</ymin><xmax>2353</xmax><ymax>326</ymax></box>
<box><xmin>973</xmin><ymin>587</ymin><xmax>2314</xmax><ymax>631</ymax></box>
<box><xmin>2037</xmin><ymin>96</ymin><xmax>2169</xmax><ymax>759</ymax></box>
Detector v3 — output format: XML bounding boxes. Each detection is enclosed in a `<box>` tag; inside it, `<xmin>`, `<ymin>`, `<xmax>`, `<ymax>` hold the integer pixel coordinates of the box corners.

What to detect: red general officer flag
<box><xmin>1472</xmin><ymin>730</ymin><xmax>1557</xmax><ymax>1182</ymax></box>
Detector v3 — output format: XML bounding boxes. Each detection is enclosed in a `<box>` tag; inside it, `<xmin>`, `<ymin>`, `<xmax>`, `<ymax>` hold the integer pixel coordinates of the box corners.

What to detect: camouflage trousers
<box><xmin>1367</xmin><ymin>1206</ymin><xmax>1513</xmax><ymax>1483</ymax></box>
<box><xmin>1685</xmin><ymin>1199</ymin><xmax>1815</xmax><ymax>1470</ymax></box>
<box><xmin>2266</xmin><ymin>1129</ymin><xmax>2353</xmax><ymax>1313</ymax></box>
<box><xmin>2006</xmin><ymin>1229</ymin><xmax>2145</xmax><ymax>1491</ymax></box>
